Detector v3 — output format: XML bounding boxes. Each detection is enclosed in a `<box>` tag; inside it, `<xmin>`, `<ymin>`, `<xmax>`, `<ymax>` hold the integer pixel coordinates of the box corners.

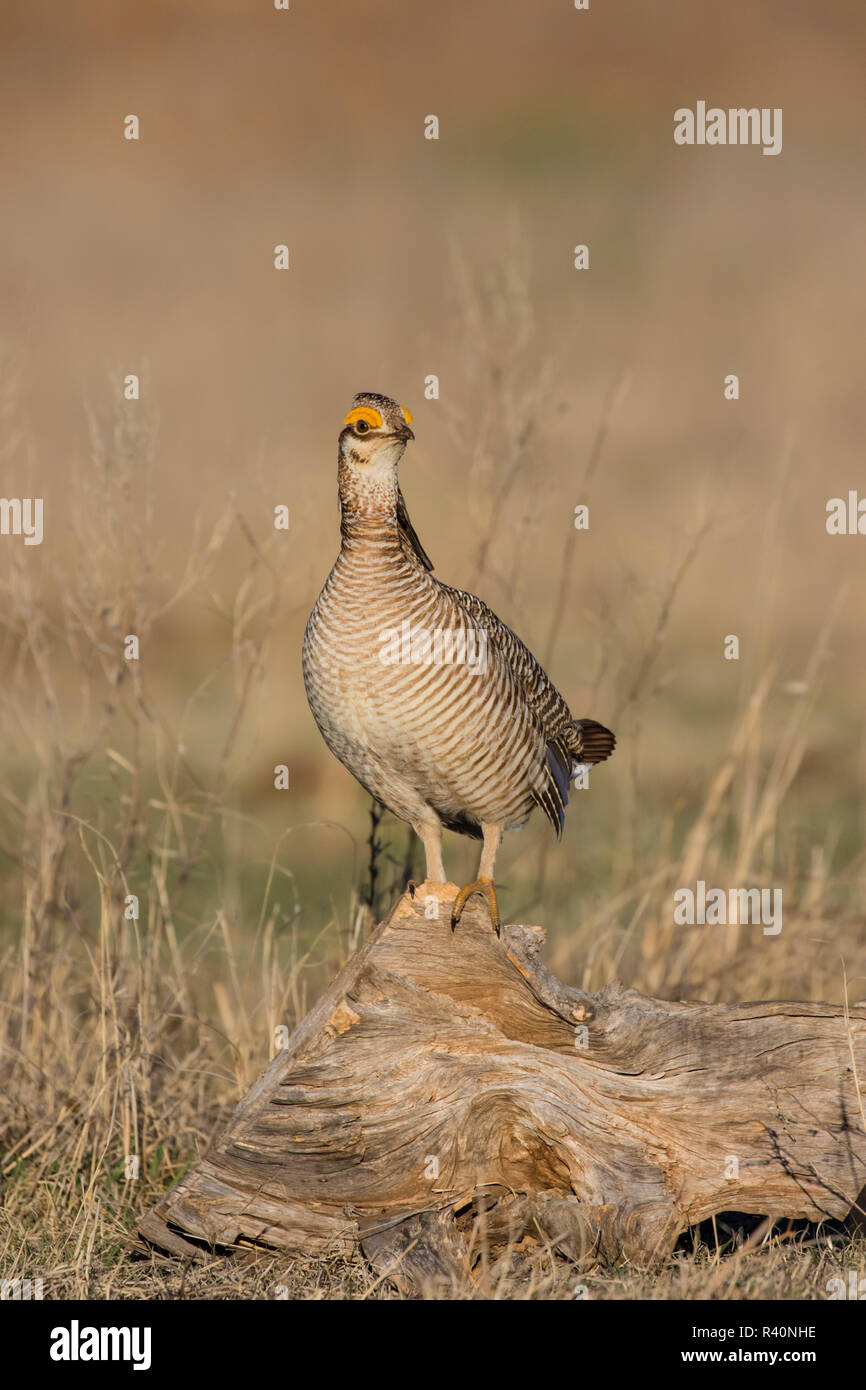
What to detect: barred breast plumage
<box><xmin>302</xmin><ymin>391</ymin><xmax>615</xmax><ymax>933</ymax></box>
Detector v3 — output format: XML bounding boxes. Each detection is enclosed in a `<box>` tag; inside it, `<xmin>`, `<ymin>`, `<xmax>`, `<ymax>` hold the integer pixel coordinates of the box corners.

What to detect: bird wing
<box><xmin>436</xmin><ymin>583</ymin><xmax>578</xmax><ymax>834</ymax></box>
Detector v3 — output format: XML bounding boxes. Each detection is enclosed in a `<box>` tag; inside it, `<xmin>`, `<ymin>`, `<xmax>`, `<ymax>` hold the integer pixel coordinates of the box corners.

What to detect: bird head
<box><xmin>339</xmin><ymin>392</ymin><xmax>414</xmax><ymax>475</ymax></box>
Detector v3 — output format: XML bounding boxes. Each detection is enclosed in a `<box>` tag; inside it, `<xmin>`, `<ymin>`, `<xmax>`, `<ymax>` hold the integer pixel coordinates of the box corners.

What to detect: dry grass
<box><xmin>1</xmin><ymin>0</ymin><xmax>865</xmax><ymax>1301</ymax></box>
<box><xmin>0</xmin><ymin>380</ymin><xmax>864</xmax><ymax>1302</ymax></box>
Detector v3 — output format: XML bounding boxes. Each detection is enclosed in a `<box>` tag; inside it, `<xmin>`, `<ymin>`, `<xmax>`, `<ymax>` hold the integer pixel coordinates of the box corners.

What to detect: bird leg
<box><xmin>451</xmin><ymin>878</ymin><xmax>500</xmax><ymax>936</ymax></box>
<box><xmin>451</xmin><ymin>823</ymin><xmax>502</xmax><ymax>936</ymax></box>
<box><xmin>412</xmin><ymin>818</ymin><xmax>446</xmax><ymax>885</ymax></box>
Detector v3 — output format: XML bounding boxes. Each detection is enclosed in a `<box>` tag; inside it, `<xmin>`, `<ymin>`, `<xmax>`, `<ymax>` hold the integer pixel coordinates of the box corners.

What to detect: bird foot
<box><xmin>451</xmin><ymin>877</ymin><xmax>500</xmax><ymax>937</ymax></box>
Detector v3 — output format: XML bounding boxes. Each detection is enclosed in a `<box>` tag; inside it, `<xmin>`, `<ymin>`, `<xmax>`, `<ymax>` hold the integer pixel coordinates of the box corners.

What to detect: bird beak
<box><xmin>393</xmin><ymin>423</ymin><xmax>415</xmax><ymax>442</ymax></box>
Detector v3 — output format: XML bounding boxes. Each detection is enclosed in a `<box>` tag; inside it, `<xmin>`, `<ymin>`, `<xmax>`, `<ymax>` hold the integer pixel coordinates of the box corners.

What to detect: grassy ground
<box><xmin>12</xmin><ymin>1232</ymin><xmax>866</xmax><ymax>1302</ymax></box>
<box><xmin>1</xmin><ymin>0</ymin><xmax>865</xmax><ymax>1300</ymax></box>
<box><xmin>0</xmin><ymin>403</ymin><xmax>863</xmax><ymax>1299</ymax></box>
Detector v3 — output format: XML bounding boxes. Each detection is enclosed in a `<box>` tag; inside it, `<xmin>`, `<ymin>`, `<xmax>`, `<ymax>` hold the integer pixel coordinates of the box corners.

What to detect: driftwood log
<box><xmin>140</xmin><ymin>882</ymin><xmax>866</xmax><ymax>1290</ymax></box>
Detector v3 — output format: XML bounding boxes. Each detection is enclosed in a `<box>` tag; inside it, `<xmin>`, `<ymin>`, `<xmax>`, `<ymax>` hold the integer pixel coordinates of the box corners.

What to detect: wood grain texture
<box><xmin>140</xmin><ymin>884</ymin><xmax>866</xmax><ymax>1285</ymax></box>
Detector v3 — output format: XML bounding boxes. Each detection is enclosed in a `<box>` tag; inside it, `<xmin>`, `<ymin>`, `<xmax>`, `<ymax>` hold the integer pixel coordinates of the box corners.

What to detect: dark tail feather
<box><xmin>571</xmin><ymin>718</ymin><xmax>616</xmax><ymax>764</ymax></box>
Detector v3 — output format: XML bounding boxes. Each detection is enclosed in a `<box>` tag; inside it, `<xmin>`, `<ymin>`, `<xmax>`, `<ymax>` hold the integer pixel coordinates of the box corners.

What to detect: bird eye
<box><xmin>355</xmin><ymin>420</ymin><xmax>370</xmax><ymax>433</ymax></box>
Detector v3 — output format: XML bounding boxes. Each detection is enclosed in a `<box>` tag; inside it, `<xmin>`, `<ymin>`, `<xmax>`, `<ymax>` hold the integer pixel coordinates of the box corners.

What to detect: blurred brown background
<box><xmin>1</xmin><ymin>0</ymin><xmax>865</xmax><ymax>997</ymax></box>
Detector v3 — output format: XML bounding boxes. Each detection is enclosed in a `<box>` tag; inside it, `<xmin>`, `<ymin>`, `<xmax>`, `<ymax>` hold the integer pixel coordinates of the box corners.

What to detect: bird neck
<box><xmin>338</xmin><ymin>461</ymin><xmax>401</xmax><ymax>553</ymax></box>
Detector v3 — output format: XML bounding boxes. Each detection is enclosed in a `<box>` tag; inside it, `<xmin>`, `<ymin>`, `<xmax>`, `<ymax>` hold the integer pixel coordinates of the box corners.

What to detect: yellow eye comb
<box><xmin>344</xmin><ymin>406</ymin><xmax>383</xmax><ymax>429</ymax></box>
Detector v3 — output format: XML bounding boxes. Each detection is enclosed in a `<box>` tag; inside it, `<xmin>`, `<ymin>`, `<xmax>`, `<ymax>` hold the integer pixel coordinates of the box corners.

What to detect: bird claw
<box><xmin>451</xmin><ymin>877</ymin><xmax>501</xmax><ymax>937</ymax></box>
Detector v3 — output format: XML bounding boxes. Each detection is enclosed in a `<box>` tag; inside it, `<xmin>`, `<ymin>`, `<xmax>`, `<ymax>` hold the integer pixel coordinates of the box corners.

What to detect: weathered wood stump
<box><xmin>140</xmin><ymin>883</ymin><xmax>866</xmax><ymax>1290</ymax></box>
